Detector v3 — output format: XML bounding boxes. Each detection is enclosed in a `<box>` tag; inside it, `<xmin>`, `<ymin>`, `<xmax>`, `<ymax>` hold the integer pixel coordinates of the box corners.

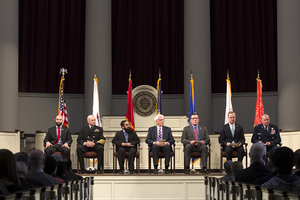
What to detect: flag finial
<box><xmin>191</xmin><ymin>70</ymin><xmax>193</xmax><ymax>78</ymax></box>
<box><xmin>257</xmin><ymin>69</ymin><xmax>260</xmax><ymax>78</ymax></box>
<box><xmin>59</xmin><ymin>68</ymin><xmax>68</xmax><ymax>77</ymax></box>
<box><xmin>159</xmin><ymin>68</ymin><xmax>161</xmax><ymax>79</ymax></box>
<box><xmin>94</xmin><ymin>73</ymin><xmax>97</xmax><ymax>78</ymax></box>
<box><xmin>129</xmin><ymin>69</ymin><xmax>131</xmax><ymax>79</ymax></box>
<box><xmin>227</xmin><ymin>70</ymin><xmax>229</xmax><ymax>78</ymax></box>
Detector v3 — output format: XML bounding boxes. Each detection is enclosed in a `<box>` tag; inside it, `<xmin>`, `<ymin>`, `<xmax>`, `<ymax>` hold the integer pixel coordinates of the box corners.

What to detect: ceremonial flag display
<box><xmin>156</xmin><ymin>74</ymin><xmax>162</xmax><ymax>115</ymax></box>
<box><xmin>188</xmin><ymin>75</ymin><xmax>196</xmax><ymax>123</ymax></box>
<box><xmin>126</xmin><ymin>74</ymin><xmax>135</xmax><ymax>131</ymax></box>
<box><xmin>58</xmin><ymin>76</ymin><xmax>69</xmax><ymax>128</ymax></box>
<box><xmin>93</xmin><ymin>74</ymin><xmax>101</xmax><ymax>127</ymax></box>
<box><xmin>254</xmin><ymin>76</ymin><xmax>264</xmax><ymax>126</ymax></box>
<box><xmin>224</xmin><ymin>75</ymin><xmax>233</xmax><ymax>124</ymax></box>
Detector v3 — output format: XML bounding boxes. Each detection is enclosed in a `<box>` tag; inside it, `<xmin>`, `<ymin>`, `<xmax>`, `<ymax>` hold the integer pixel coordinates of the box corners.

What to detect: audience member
<box><xmin>0</xmin><ymin>149</ymin><xmax>25</xmax><ymax>193</ymax></box>
<box><xmin>26</xmin><ymin>149</ymin><xmax>58</xmax><ymax>186</ymax></box>
<box><xmin>44</xmin><ymin>156</ymin><xmax>64</xmax><ymax>183</ymax></box>
<box><xmin>65</xmin><ymin>158</ymin><xmax>83</xmax><ymax>181</ymax></box>
<box><xmin>262</xmin><ymin>147</ymin><xmax>300</xmax><ymax>191</ymax></box>
<box><xmin>51</xmin><ymin>153</ymin><xmax>63</xmax><ymax>162</ymax></box>
<box><xmin>0</xmin><ymin>180</ymin><xmax>8</xmax><ymax>195</ymax></box>
<box><xmin>56</xmin><ymin>161</ymin><xmax>68</xmax><ymax>182</ymax></box>
<box><xmin>231</xmin><ymin>161</ymin><xmax>243</xmax><ymax>177</ymax></box>
<box><xmin>235</xmin><ymin>143</ymin><xmax>272</xmax><ymax>184</ymax></box>
<box><xmin>14</xmin><ymin>152</ymin><xmax>36</xmax><ymax>189</ymax></box>
<box><xmin>219</xmin><ymin>160</ymin><xmax>234</xmax><ymax>181</ymax></box>
<box><xmin>294</xmin><ymin>149</ymin><xmax>300</xmax><ymax>177</ymax></box>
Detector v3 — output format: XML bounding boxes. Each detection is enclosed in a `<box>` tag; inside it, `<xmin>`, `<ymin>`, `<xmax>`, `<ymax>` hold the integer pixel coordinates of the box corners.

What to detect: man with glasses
<box><xmin>181</xmin><ymin>113</ymin><xmax>210</xmax><ymax>174</ymax></box>
<box><xmin>146</xmin><ymin>114</ymin><xmax>175</xmax><ymax>174</ymax></box>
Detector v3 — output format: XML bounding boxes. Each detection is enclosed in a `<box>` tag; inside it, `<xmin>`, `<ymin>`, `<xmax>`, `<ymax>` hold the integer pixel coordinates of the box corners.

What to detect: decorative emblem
<box><xmin>133</xmin><ymin>91</ymin><xmax>156</xmax><ymax>116</ymax></box>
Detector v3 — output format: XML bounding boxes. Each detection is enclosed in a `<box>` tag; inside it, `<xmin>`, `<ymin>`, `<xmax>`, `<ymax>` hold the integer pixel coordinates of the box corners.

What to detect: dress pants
<box><xmin>151</xmin><ymin>144</ymin><xmax>171</xmax><ymax>167</ymax></box>
<box><xmin>117</xmin><ymin>146</ymin><xmax>136</xmax><ymax>171</ymax></box>
<box><xmin>45</xmin><ymin>144</ymin><xmax>70</xmax><ymax>161</ymax></box>
<box><xmin>184</xmin><ymin>143</ymin><xmax>208</xmax><ymax>168</ymax></box>
<box><xmin>77</xmin><ymin>144</ymin><xmax>104</xmax><ymax>169</ymax></box>
<box><xmin>224</xmin><ymin>145</ymin><xmax>244</xmax><ymax>162</ymax></box>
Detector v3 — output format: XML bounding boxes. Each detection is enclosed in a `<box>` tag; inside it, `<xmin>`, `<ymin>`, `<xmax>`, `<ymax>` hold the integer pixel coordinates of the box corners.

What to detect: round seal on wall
<box><xmin>133</xmin><ymin>91</ymin><xmax>156</xmax><ymax>116</ymax></box>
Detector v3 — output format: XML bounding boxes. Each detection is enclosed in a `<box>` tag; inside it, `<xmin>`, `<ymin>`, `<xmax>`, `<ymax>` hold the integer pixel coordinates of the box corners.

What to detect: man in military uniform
<box><xmin>251</xmin><ymin>114</ymin><xmax>281</xmax><ymax>152</ymax></box>
<box><xmin>77</xmin><ymin>115</ymin><xmax>106</xmax><ymax>174</ymax></box>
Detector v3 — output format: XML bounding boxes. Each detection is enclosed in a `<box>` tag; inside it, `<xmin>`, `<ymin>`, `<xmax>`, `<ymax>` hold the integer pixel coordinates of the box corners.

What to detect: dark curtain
<box><xmin>112</xmin><ymin>0</ymin><xmax>184</xmax><ymax>94</ymax></box>
<box><xmin>210</xmin><ymin>0</ymin><xmax>277</xmax><ymax>93</ymax></box>
<box><xmin>19</xmin><ymin>0</ymin><xmax>86</xmax><ymax>93</ymax></box>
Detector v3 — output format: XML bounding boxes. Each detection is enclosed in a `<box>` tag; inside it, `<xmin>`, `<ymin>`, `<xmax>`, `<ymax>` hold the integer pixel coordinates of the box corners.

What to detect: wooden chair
<box><xmin>148</xmin><ymin>143</ymin><xmax>176</xmax><ymax>174</ymax></box>
<box><xmin>183</xmin><ymin>143</ymin><xmax>211</xmax><ymax>173</ymax></box>
<box><xmin>76</xmin><ymin>144</ymin><xmax>104</xmax><ymax>173</ymax></box>
<box><xmin>112</xmin><ymin>144</ymin><xmax>140</xmax><ymax>174</ymax></box>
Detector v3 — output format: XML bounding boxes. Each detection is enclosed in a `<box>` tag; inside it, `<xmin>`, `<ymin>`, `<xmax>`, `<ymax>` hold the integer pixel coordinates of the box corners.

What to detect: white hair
<box><xmin>154</xmin><ymin>114</ymin><xmax>164</xmax><ymax>121</ymax></box>
<box><xmin>250</xmin><ymin>143</ymin><xmax>266</xmax><ymax>164</ymax></box>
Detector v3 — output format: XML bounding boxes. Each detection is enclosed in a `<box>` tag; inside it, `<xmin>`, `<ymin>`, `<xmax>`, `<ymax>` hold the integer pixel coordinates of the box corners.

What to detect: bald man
<box><xmin>77</xmin><ymin>115</ymin><xmax>106</xmax><ymax>174</ymax></box>
<box><xmin>44</xmin><ymin>115</ymin><xmax>72</xmax><ymax>161</ymax></box>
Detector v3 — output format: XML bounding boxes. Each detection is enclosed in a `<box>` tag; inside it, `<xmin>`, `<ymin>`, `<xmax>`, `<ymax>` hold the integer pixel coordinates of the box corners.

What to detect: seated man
<box><xmin>181</xmin><ymin>113</ymin><xmax>210</xmax><ymax>174</ymax></box>
<box><xmin>44</xmin><ymin>115</ymin><xmax>72</xmax><ymax>161</ymax></box>
<box><xmin>112</xmin><ymin>120</ymin><xmax>140</xmax><ymax>174</ymax></box>
<box><xmin>219</xmin><ymin>111</ymin><xmax>245</xmax><ymax>162</ymax></box>
<box><xmin>77</xmin><ymin>115</ymin><xmax>106</xmax><ymax>174</ymax></box>
<box><xmin>145</xmin><ymin>114</ymin><xmax>175</xmax><ymax>174</ymax></box>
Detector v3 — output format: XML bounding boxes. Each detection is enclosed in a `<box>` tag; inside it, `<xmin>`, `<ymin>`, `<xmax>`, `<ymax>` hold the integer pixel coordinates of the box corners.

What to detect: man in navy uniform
<box><xmin>251</xmin><ymin>114</ymin><xmax>281</xmax><ymax>152</ymax></box>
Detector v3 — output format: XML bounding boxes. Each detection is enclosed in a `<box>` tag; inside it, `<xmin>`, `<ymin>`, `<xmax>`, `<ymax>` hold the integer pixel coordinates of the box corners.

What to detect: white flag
<box><xmin>93</xmin><ymin>75</ymin><xmax>101</xmax><ymax>127</ymax></box>
<box><xmin>224</xmin><ymin>77</ymin><xmax>233</xmax><ymax>124</ymax></box>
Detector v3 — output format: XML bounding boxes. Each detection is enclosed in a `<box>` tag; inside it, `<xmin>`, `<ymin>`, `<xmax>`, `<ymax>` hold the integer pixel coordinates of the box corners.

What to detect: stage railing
<box><xmin>205</xmin><ymin>176</ymin><xmax>300</xmax><ymax>200</ymax></box>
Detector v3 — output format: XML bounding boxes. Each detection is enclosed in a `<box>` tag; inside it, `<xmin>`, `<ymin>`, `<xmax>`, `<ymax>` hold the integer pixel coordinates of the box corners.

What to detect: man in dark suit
<box><xmin>112</xmin><ymin>120</ymin><xmax>140</xmax><ymax>174</ymax></box>
<box><xmin>251</xmin><ymin>114</ymin><xmax>281</xmax><ymax>152</ymax></box>
<box><xmin>145</xmin><ymin>114</ymin><xmax>175</xmax><ymax>174</ymax></box>
<box><xmin>44</xmin><ymin>115</ymin><xmax>72</xmax><ymax>161</ymax></box>
<box><xmin>77</xmin><ymin>115</ymin><xmax>106</xmax><ymax>174</ymax></box>
<box><xmin>181</xmin><ymin>113</ymin><xmax>210</xmax><ymax>174</ymax></box>
<box><xmin>235</xmin><ymin>143</ymin><xmax>272</xmax><ymax>184</ymax></box>
<box><xmin>219</xmin><ymin>111</ymin><xmax>245</xmax><ymax>162</ymax></box>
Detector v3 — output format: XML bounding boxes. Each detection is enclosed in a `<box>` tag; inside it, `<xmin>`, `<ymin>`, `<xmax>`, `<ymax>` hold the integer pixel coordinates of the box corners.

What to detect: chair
<box><xmin>219</xmin><ymin>139</ymin><xmax>248</xmax><ymax>173</ymax></box>
<box><xmin>148</xmin><ymin>143</ymin><xmax>176</xmax><ymax>174</ymax></box>
<box><xmin>183</xmin><ymin>143</ymin><xmax>211</xmax><ymax>173</ymax></box>
<box><xmin>112</xmin><ymin>144</ymin><xmax>140</xmax><ymax>174</ymax></box>
<box><xmin>76</xmin><ymin>144</ymin><xmax>104</xmax><ymax>173</ymax></box>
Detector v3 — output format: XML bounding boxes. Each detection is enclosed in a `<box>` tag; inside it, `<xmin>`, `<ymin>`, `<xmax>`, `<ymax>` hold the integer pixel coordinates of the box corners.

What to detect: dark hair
<box><xmin>14</xmin><ymin>152</ymin><xmax>29</xmax><ymax>166</ymax></box>
<box><xmin>273</xmin><ymin>147</ymin><xmax>294</xmax><ymax>175</ymax></box>
<box><xmin>0</xmin><ymin>149</ymin><xmax>20</xmax><ymax>185</ymax></box>
<box><xmin>231</xmin><ymin>161</ymin><xmax>243</xmax><ymax>175</ymax></box>
<box><xmin>294</xmin><ymin>149</ymin><xmax>300</xmax><ymax>169</ymax></box>
<box><xmin>56</xmin><ymin>161</ymin><xmax>67</xmax><ymax>177</ymax></box>
<box><xmin>120</xmin><ymin>120</ymin><xmax>127</xmax><ymax>127</ymax></box>
<box><xmin>44</xmin><ymin>156</ymin><xmax>57</xmax><ymax>175</ymax></box>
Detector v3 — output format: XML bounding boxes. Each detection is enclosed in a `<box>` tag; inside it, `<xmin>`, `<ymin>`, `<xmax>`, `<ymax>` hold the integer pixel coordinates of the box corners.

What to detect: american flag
<box><xmin>58</xmin><ymin>77</ymin><xmax>69</xmax><ymax>128</ymax></box>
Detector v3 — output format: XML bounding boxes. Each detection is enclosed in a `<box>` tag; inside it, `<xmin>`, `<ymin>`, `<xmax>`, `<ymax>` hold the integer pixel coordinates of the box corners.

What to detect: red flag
<box><xmin>254</xmin><ymin>77</ymin><xmax>264</xmax><ymax>126</ymax></box>
<box><xmin>126</xmin><ymin>78</ymin><xmax>135</xmax><ymax>131</ymax></box>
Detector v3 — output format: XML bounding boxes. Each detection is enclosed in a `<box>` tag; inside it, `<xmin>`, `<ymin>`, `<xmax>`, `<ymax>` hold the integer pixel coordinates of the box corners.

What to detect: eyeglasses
<box><xmin>191</xmin><ymin>118</ymin><xmax>199</xmax><ymax>120</ymax></box>
<box><xmin>158</xmin><ymin>119</ymin><xmax>165</xmax><ymax>121</ymax></box>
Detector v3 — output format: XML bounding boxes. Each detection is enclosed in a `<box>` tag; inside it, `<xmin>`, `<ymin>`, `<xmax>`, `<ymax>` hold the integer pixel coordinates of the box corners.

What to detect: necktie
<box><xmin>56</xmin><ymin>126</ymin><xmax>61</xmax><ymax>144</ymax></box>
<box><xmin>124</xmin><ymin>132</ymin><xmax>128</xmax><ymax>143</ymax></box>
<box><xmin>231</xmin><ymin>125</ymin><xmax>234</xmax><ymax>137</ymax></box>
<box><xmin>265</xmin><ymin>126</ymin><xmax>268</xmax><ymax>132</ymax></box>
<box><xmin>158</xmin><ymin>128</ymin><xmax>162</xmax><ymax>141</ymax></box>
<box><xmin>194</xmin><ymin>127</ymin><xmax>198</xmax><ymax>145</ymax></box>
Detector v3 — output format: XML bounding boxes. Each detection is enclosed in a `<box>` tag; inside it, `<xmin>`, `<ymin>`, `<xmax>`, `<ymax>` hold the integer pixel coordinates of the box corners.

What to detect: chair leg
<box><xmin>77</xmin><ymin>159</ymin><xmax>79</xmax><ymax>173</ymax></box>
<box><xmin>209</xmin><ymin>153</ymin><xmax>211</xmax><ymax>173</ymax></box>
<box><xmin>137</xmin><ymin>156</ymin><xmax>140</xmax><ymax>174</ymax></box>
<box><xmin>148</xmin><ymin>155</ymin><xmax>151</xmax><ymax>174</ymax></box>
<box><xmin>173</xmin><ymin>155</ymin><xmax>175</xmax><ymax>174</ymax></box>
<box><xmin>113</xmin><ymin>155</ymin><xmax>115</xmax><ymax>174</ymax></box>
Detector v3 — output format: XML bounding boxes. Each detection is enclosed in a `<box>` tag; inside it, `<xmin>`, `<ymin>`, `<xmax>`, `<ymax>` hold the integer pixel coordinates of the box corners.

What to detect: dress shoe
<box><xmin>129</xmin><ymin>171</ymin><xmax>134</xmax><ymax>174</ymax></box>
<box><xmin>79</xmin><ymin>169</ymin><xmax>86</xmax><ymax>174</ymax></box>
<box><xmin>97</xmin><ymin>169</ymin><xmax>102</xmax><ymax>174</ymax></box>
<box><xmin>164</xmin><ymin>169</ymin><xmax>170</xmax><ymax>174</ymax></box>
<box><xmin>202</xmin><ymin>168</ymin><xmax>209</xmax><ymax>174</ymax></box>
<box><xmin>185</xmin><ymin>169</ymin><xmax>190</xmax><ymax>174</ymax></box>
<box><xmin>119</xmin><ymin>170</ymin><xmax>124</xmax><ymax>174</ymax></box>
<box><xmin>153</xmin><ymin>169</ymin><xmax>158</xmax><ymax>174</ymax></box>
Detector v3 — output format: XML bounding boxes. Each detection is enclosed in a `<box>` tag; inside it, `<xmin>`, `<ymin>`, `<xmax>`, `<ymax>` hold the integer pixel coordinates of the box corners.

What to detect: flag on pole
<box><xmin>254</xmin><ymin>74</ymin><xmax>264</xmax><ymax>126</ymax></box>
<box><xmin>224</xmin><ymin>74</ymin><xmax>233</xmax><ymax>124</ymax></box>
<box><xmin>58</xmin><ymin>75</ymin><xmax>69</xmax><ymax>128</ymax></box>
<box><xmin>156</xmin><ymin>72</ymin><xmax>162</xmax><ymax>115</ymax></box>
<box><xmin>126</xmin><ymin>72</ymin><xmax>135</xmax><ymax>131</ymax></box>
<box><xmin>189</xmin><ymin>73</ymin><xmax>198</xmax><ymax>165</ymax></box>
<box><xmin>93</xmin><ymin>74</ymin><xmax>101</xmax><ymax>127</ymax></box>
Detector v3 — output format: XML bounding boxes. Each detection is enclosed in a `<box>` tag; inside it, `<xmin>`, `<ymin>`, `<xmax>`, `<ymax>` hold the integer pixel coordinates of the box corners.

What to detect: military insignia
<box><xmin>272</xmin><ymin>137</ymin><xmax>274</xmax><ymax>140</ymax></box>
<box><xmin>95</xmin><ymin>129</ymin><xmax>99</xmax><ymax>132</ymax></box>
<box><xmin>97</xmin><ymin>139</ymin><xmax>106</xmax><ymax>144</ymax></box>
<box><xmin>258</xmin><ymin>137</ymin><xmax>261</xmax><ymax>140</ymax></box>
<box><xmin>93</xmin><ymin>136</ymin><xmax>95</xmax><ymax>138</ymax></box>
<box><xmin>271</xmin><ymin>128</ymin><xmax>275</xmax><ymax>134</ymax></box>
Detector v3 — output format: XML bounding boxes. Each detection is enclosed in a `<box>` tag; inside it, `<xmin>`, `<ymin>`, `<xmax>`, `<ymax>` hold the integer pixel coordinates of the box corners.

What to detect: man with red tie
<box><xmin>44</xmin><ymin>115</ymin><xmax>72</xmax><ymax>161</ymax></box>
<box><xmin>181</xmin><ymin>113</ymin><xmax>210</xmax><ymax>174</ymax></box>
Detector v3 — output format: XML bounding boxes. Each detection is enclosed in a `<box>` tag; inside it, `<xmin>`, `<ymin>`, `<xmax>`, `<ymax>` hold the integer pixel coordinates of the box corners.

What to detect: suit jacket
<box><xmin>145</xmin><ymin>126</ymin><xmax>175</xmax><ymax>146</ymax></box>
<box><xmin>44</xmin><ymin>125</ymin><xmax>72</xmax><ymax>145</ymax></box>
<box><xmin>112</xmin><ymin>130</ymin><xmax>140</xmax><ymax>151</ymax></box>
<box><xmin>251</xmin><ymin>123</ymin><xmax>281</xmax><ymax>146</ymax></box>
<box><xmin>181</xmin><ymin>125</ymin><xmax>210</xmax><ymax>146</ymax></box>
<box><xmin>26</xmin><ymin>170</ymin><xmax>58</xmax><ymax>186</ymax></box>
<box><xmin>235</xmin><ymin>162</ymin><xmax>272</xmax><ymax>184</ymax></box>
<box><xmin>77</xmin><ymin>125</ymin><xmax>106</xmax><ymax>145</ymax></box>
<box><xmin>219</xmin><ymin>123</ymin><xmax>245</xmax><ymax>146</ymax></box>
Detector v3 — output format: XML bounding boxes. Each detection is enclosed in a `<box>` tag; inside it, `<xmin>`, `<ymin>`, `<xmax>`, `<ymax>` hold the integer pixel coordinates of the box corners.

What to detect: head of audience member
<box><xmin>56</xmin><ymin>161</ymin><xmax>67</xmax><ymax>178</ymax></box>
<box><xmin>55</xmin><ymin>115</ymin><xmax>63</xmax><ymax>127</ymax></box>
<box><xmin>0</xmin><ymin>149</ymin><xmax>20</xmax><ymax>185</ymax></box>
<box><xmin>51</xmin><ymin>154</ymin><xmax>63</xmax><ymax>162</ymax></box>
<box><xmin>28</xmin><ymin>149</ymin><xmax>44</xmax><ymax>170</ymax></box>
<box><xmin>295</xmin><ymin>149</ymin><xmax>300</xmax><ymax>170</ymax></box>
<box><xmin>262</xmin><ymin>114</ymin><xmax>270</xmax><ymax>127</ymax></box>
<box><xmin>87</xmin><ymin>115</ymin><xmax>96</xmax><ymax>127</ymax></box>
<box><xmin>190</xmin><ymin>113</ymin><xmax>199</xmax><ymax>126</ymax></box>
<box><xmin>121</xmin><ymin>120</ymin><xmax>132</xmax><ymax>133</ymax></box>
<box><xmin>224</xmin><ymin>160</ymin><xmax>233</xmax><ymax>174</ymax></box>
<box><xmin>267</xmin><ymin>147</ymin><xmax>277</xmax><ymax>172</ymax></box>
<box><xmin>273</xmin><ymin>147</ymin><xmax>294</xmax><ymax>175</ymax></box>
<box><xmin>249</xmin><ymin>143</ymin><xmax>266</xmax><ymax>165</ymax></box>
<box><xmin>14</xmin><ymin>152</ymin><xmax>30</xmax><ymax>178</ymax></box>
<box><xmin>155</xmin><ymin>114</ymin><xmax>164</xmax><ymax>127</ymax></box>
<box><xmin>227</xmin><ymin>111</ymin><xmax>236</xmax><ymax>125</ymax></box>
<box><xmin>231</xmin><ymin>161</ymin><xmax>243</xmax><ymax>175</ymax></box>
<box><xmin>44</xmin><ymin>156</ymin><xmax>57</xmax><ymax>175</ymax></box>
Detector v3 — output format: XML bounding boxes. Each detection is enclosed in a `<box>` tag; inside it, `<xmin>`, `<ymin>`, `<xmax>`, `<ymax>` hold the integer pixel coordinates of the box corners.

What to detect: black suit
<box><xmin>145</xmin><ymin>126</ymin><xmax>175</xmax><ymax>168</ymax></box>
<box><xmin>76</xmin><ymin>125</ymin><xmax>106</xmax><ymax>170</ymax></box>
<box><xmin>219</xmin><ymin>123</ymin><xmax>245</xmax><ymax>162</ymax></box>
<box><xmin>235</xmin><ymin>162</ymin><xmax>272</xmax><ymax>184</ymax></box>
<box><xmin>112</xmin><ymin>130</ymin><xmax>140</xmax><ymax>171</ymax></box>
<box><xmin>44</xmin><ymin>125</ymin><xmax>72</xmax><ymax>160</ymax></box>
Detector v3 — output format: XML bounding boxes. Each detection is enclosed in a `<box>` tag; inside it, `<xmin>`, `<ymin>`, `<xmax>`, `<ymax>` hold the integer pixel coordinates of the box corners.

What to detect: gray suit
<box><xmin>181</xmin><ymin>125</ymin><xmax>210</xmax><ymax>168</ymax></box>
